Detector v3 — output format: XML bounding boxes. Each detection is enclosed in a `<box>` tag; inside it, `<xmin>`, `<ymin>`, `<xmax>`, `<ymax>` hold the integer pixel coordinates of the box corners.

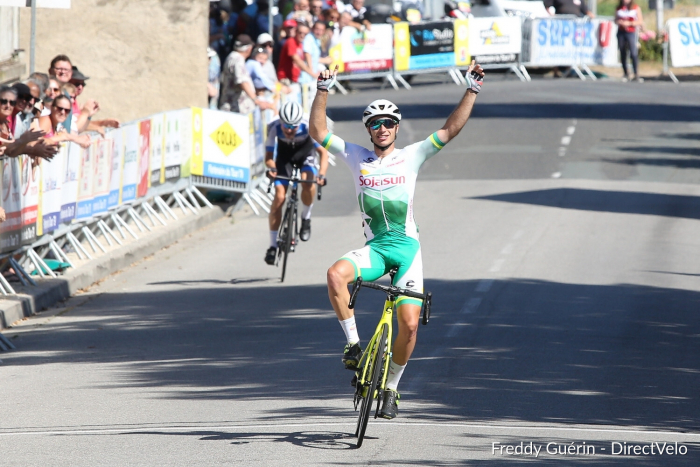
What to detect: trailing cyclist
<box><xmin>309</xmin><ymin>61</ymin><xmax>484</xmax><ymax>419</ymax></box>
<box><xmin>265</xmin><ymin>101</ymin><xmax>328</xmax><ymax>265</ymax></box>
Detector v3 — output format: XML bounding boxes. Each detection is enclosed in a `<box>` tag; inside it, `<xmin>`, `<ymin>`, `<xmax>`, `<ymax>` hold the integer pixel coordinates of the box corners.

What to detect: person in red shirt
<box><xmin>615</xmin><ymin>0</ymin><xmax>644</xmax><ymax>82</ymax></box>
<box><xmin>277</xmin><ymin>20</ymin><xmax>315</xmax><ymax>84</ymax></box>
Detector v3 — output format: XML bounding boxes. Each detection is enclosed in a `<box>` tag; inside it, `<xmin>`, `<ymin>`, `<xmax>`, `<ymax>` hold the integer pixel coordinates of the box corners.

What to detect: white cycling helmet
<box><xmin>280</xmin><ymin>101</ymin><xmax>303</xmax><ymax>125</ymax></box>
<box><xmin>362</xmin><ymin>99</ymin><xmax>402</xmax><ymax>126</ymax></box>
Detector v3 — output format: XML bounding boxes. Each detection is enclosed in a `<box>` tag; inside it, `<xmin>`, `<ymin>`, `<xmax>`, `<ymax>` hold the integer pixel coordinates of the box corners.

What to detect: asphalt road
<box><xmin>3</xmin><ymin>78</ymin><xmax>700</xmax><ymax>466</ymax></box>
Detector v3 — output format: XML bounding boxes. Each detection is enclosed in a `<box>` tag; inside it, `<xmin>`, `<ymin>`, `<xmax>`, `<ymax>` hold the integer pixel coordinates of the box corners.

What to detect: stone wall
<box><xmin>19</xmin><ymin>0</ymin><xmax>208</xmax><ymax>123</ymax></box>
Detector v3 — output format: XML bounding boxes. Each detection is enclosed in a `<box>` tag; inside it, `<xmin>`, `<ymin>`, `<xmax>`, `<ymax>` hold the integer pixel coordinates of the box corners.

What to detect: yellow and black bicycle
<box><xmin>347</xmin><ymin>269</ymin><xmax>432</xmax><ymax>448</ymax></box>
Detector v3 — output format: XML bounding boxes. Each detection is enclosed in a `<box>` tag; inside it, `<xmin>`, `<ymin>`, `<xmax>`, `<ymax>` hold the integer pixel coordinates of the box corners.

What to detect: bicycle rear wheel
<box><xmin>280</xmin><ymin>202</ymin><xmax>295</xmax><ymax>282</ymax></box>
<box><xmin>355</xmin><ymin>323</ymin><xmax>388</xmax><ymax>448</ymax></box>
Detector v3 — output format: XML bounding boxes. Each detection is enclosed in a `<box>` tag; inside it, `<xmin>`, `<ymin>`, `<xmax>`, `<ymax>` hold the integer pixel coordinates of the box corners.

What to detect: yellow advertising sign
<box><xmin>210</xmin><ymin>120</ymin><xmax>243</xmax><ymax>157</ymax></box>
<box><xmin>394</xmin><ymin>22</ymin><xmax>410</xmax><ymax>72</ymax></box>
<box><xmin>191</xmin><ymin>107</ymin><xmax>204</xmax><ymax>176</ymax></box>
<box><xmin>454</xmin><ymin>19</ymin><xmax>471</xmax><ymax>66</ymax></box>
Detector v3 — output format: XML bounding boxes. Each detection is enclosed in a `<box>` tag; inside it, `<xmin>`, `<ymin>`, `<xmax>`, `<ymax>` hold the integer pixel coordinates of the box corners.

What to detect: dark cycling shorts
<box><xmin>275</xmin><ymin>137</ymin><xmax>318</xmax><ymax>186</ymax></box>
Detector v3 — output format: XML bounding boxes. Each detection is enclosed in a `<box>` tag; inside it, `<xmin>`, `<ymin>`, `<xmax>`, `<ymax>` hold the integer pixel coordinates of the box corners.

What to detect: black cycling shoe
<box><xmin>264</xmin><ymin>247</ymin><xmax>277</xmax><ymax>265</ymax></box>
<box><xmin>300</xmin><ymin>219</ymin><xmax>311</xmax><ymax>242</ymax></box>
<box><xmin>342</xmin><ymin>343</ymin><xmax>362</xmax><ymax>370</ymax></box>
<box><xmin>379</xmin><ymin>389</ymin><xmax>400</xmax><ymax>419</ymax></box>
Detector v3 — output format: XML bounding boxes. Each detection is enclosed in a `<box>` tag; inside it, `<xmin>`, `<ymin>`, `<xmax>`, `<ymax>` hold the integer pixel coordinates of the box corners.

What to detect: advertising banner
<box><xmin>331</xmin><ymin>24</ymin><xmax>394</xmax><ymax>73</ymax></box>
<box><xmin>528</xmin><ymin>18</ymin><xmax>618</xmax><ymax>66</ymax></box>
<box><xmin>76</xmin><ymin>144</ymin><xmax>95</xmax><ymax>219</ymax></box>
<box><xmin>91</xmin><ymin>138</ymin><xmax>111</xmax><ymax>216</ymax></box>
<box><xmin>469</xmin><ymin>17</ymin><xmax>522</xmax><ymax>64</ymax></box>
<box><xmin>122</xmin><ymin>123</ymin><xmax>139</xmax><ymax>202</ymax></box>
<box><xmin>38</xmin><ymin>143</ymin><xmax>64</xmax><ymax>235</ymax></box>
<box><xmin>164</xmin><ymin>110</ymin><xmax>186</xmax><ymax>182</ymax></box>
<box><xmin>19</xmin><ymin>156</ymin><xmax>39</xmax><ymax>245</ymax></box>
<box><xmin>150</xmin><ymin>114</ymin><xmax>164</xmax><ymax>186</ymax></box>
<box><xmin>668</xmin><ymin>17</ymin><xmax>700</xmax><ymax>67</ymax></box>
<box><xmin>108</xmin><ymin>130</ymin><xmax>123</xmax><ymax>208</ymax></box>
<box><xmin>191</xmin><ymin>108</ymin><xmax>251</xmax><ymax>184</ymax></box>
<box><xmin>60</xmin><ymin>139</ymin><xmax>80</xmax><ymax>223</ymax></box>
<box><xmin>138</xmin><ymin>119</ymin><xmax>151</xmax><ymax>197</ymax></box>
<box><xmin>249</xmin><ymin>107</ymin><xmax>266</xmax><ymax>180</ymax></box>
<box><xmin>394</xmin><ymin>19</ymin><xmax>471</xmax><ymax>72</ymax></box>
<box><xmin>1</xmin><ymin>157</ymin><xmax>22</xmax><ymax>252</ymax></box>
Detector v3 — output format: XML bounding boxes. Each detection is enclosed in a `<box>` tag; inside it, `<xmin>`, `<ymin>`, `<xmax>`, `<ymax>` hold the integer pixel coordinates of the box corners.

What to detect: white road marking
<box><xmin>461</xmin><ymin>297</ymin><xmax>482</xmax><ymax>314</ymax></box>
<box><xmin>551</xmin><ymin>172</ymin><xmax>562</xmax><ymax>179</ymax></box>
<box><xmin>1</xmin><ymin>422</ymin><xmax>698</xmax><ymax>439</ymax></box>
<box><xmin>558</xmin><ymin>147</ymin><xmax>567</xmax><ymax>157</ymax></box>
<box><xmin>489</xmin><ymin>259</ymin><xmax>505</xmax><ymax>272</ymax></box>
<box><xmin>566</xmin><ymin>126</ymin><xmax>576</xmax><ymax>135</ymax></box>
<box><xmin>476</xmin><ymin>279</ymin><xmax>494</xmax><ymax>292</ymax></box>
<box><xmin>560</xmin><ymin>136</ymin><xmax>571</xmax><ymax>146</ymax></box>
<box><xmin>500</xmin><ymin>243</ymin><xmax>514</xmax><ymax>255</ymax></box>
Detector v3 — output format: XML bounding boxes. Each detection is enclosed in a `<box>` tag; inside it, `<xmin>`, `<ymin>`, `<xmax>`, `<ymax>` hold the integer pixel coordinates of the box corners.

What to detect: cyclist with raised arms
<box><xmin>309</xmin><ymin>61</ymin><xmax>484</xmax><ymax>419</ymax></box>
<box><xmin>265</xmin><ymin>101</ymin><xmax>328</xmax><ymax>265</ymax></box>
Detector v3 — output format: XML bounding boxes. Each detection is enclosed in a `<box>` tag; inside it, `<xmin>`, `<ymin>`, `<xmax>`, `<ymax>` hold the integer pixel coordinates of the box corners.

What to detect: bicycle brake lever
<box><xmin>348</xmin><ymin>277</ymin><xmax>363</xmax><ymax>309</ymax></box>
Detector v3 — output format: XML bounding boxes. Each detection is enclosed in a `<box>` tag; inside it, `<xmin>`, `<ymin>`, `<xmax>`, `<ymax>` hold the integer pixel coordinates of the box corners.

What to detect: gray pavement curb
<box><xmin>0</xmin><ymin>206</ymin><xmax>224</xmax><ymax>330</ymax></box>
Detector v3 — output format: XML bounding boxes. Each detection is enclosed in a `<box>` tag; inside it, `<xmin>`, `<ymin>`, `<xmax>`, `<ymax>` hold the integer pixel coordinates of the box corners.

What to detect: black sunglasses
<box><xmin>53</xmin><ymin>106</ymin><xmax>71</xmax><ymax>114</ymax></box>
<box><xmin>368</xmin><ymin>118</ymin><xmax>398</xmax><ymax>130</ymax></box>
<box><xmin>20</xmin><ymin>94</ymin><xmax>35</xmax><ymax>102</ymax></box>
<box><xmin>0</xmin><ymin>98</ymin><xmax>17</xmax><ymax>106</ymax></box>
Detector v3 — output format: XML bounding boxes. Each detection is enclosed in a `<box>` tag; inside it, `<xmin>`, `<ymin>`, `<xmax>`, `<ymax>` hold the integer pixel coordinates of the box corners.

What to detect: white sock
<box><xmin>339</xmin><ymin>316</ymin><xmax>359</xmax><ymax>345</ymax></box>
<box><xmin>302</xmin><ymin>203</ymin><xmax>313</xmax><ymax>220</ymax></box>
<box><xmin>269</xmin><ymin>230</ymin><xmax>278</xmax><ymax>248</ymax></box>
<box><xmin>385</xmin><ymin>360</ymin><xmax>406</xmax><ymax>391</ymax></box>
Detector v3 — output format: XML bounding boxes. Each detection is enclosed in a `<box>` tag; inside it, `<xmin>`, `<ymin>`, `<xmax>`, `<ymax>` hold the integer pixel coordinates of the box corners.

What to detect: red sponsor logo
<box><xmin>345</xmin><ymin>59</ymin><xmax>393</xmax><ymax>71</ymax></box>
<box><xmin>359</xmin><ymin>175</ymin><xmax>405</xmax><ymax>188</ymax></box>
<box><xmin>598</xmin><ymin>21</ymin><xmax>612</xmax><ymax>47</ymax></box>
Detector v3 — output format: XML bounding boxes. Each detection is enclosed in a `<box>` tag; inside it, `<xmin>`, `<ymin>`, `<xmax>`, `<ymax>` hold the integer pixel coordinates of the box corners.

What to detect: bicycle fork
<box><xmin>354</xmin><ymin>299</ymin><xmax>395</xmax><ymax>409</ymax></box>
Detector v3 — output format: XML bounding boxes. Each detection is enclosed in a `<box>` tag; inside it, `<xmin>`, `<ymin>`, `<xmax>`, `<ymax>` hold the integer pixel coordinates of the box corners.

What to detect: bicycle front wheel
<box><xmin>280</xmin><ymin>202</ymin><xmax>295</xmax><ymax>282</ymax></box>
<box><xmin>355</xmin><ymin>323</ymin><xmax>388</xmax><ymax>448</ymax></box>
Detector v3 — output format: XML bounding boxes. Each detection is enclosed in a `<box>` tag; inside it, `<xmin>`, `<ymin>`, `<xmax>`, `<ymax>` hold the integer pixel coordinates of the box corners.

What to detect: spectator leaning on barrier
<box><xmin>0</xmin><ymin>85</ymin><xmax>57</xmax><ymax>160</ymax></box>
<box><xmin>46</xmin><ymin>76</ymin><xmax>61</xmax><ymax>101</ymax></box>
<box><xmin>49</xmin><ymin>54</ymin><xmax>73</xmax><ymax>84</ymax></box>
<box><xmin>11</xmin><ymin>82</ymin><xmax>37</xmax><ymax>138</ymax></box>
<box><xmin>70</xmin><ymin>66</ymin><xmax>89</xmax><ymax>104</ymax></box>
<box><xmin>344</xmin><ymin>0</ymin><xmax>372</xmax><ymax>29</ymax></box>
<box><xmin>220</xmin><ymin>34</ymin><xmax>274</xmax><ymax>113</ymax></box>
<box><xmin>25</xmin><ymin>80</ymin><xmax>44</xmax><ymax>121</ymax></box>
<box><xmin>28</xmin><ymin>72</ymin><xmax>49</xmax><ymax>97</ymax></box>
<box><xmin>277</xmin><ymin>21</ymin><xmax>316</xmax><ymax>84</ymax></box>
<box><xmin>615</xmin><ymin>0</ymin><xmax>644</xmax><ymax>82</ymax></box>
<box><xmin>0</xmin><ymin>86</ymin><xmax>18</xmax><ymax>142</ymax></box>
<box><xmin>256</xmin><ymin>33</ymin><xmax>280</xmax><ymax>87</ymax></box>
<box><xmin>247</xmin><ymin>47</ymin><xmax>277</xmax><ymax>93</ymax></box>
<box><xmin>37</xmin><ymin>94</ymin><xmax>91</xmax><ymax>148</ymax></box>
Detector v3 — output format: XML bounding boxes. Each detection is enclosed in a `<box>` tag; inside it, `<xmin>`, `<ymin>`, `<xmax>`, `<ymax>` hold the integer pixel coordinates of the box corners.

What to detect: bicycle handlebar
<box><xmin>348</xmin><ymin>277</ymin><xmax>432</xmax><ymax>325</ymax></box>
<box><xmin>266</xmin><ymin>175</ymin><xmax>324</xmax><ymax>200</ymax></box>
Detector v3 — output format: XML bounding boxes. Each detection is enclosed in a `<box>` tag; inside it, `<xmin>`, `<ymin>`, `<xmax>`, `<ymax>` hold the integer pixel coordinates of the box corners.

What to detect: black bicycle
<box><xmin>268</xmin><ymin>168</ymin><xmax>322</xmax><ymax>282</ymax></box>
<box><xmin>347</xmin><ymin>268</ymin><xmax>432</xmax><ymax>447</ymax></box>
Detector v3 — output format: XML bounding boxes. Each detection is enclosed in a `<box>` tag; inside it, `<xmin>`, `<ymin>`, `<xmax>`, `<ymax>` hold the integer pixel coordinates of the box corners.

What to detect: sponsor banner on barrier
<box><xmin>109</xmin><ymin>129</ymin><xmax>123</xmax><ymax>208</ymax></box>
<box><xmin>333</xmin><ymin>24</ymin><xmax>393</xmax><ymax>73</ymax></box>
<box><xmin>668</xmin><ymin>17</ymin><xmax>700</xmax><ymax>67</ymax></box>
<box><xmin>122</xmin><ymin>123</ymin><xmax>139</xmax><ymax>202</ymax></box>
<box><xmin>164</xmin><ymin>110</ymin><xmax>187</xmax><ymax>181</ymax></box>
<box><xmin>394</xmin><ymin>19</ymin><xmax>478</xmax><ymax>72</ymax></box>
<box><xmin>249</xmin><ymin>107</ymin><xmax>266</xmax><ymax>180</ymax></box>
<box><xmin>20</xmin><ymin>155</ymin><xmax>39</xmax><ymax>245</ymax></box>
<box><xmin>469</xmin><ymin>17</ymin><xmax>522</xmax><ymax>64</ymax></box>
<box><xmin>92</xmin><ymin>138</ymin><xmax>112</xmax><ymax>216</ymax></box>
<box><xmin>76</xmin><ymin>144</ymin><xmax>95</xmax><ymax>219</ymax></box>
<box><xmin>150</xmin><ymin>114</ymin><xmax>165</xmax><ymax>187</ymax></box>
<box><xmin>38</xmin><ymin>142</ymin><xmax>65</xmax><ymax>235</ymax></box>
<box><xmin>60</xmin><ymin>139</ymin><xmax>80</xmax><ymax>223</ymax></box>
<box><xmin>1</xmin><ymin>157</ymin><xmax>22</xmax><ymax>252</ymax></box>
<box><xmin>191</xmin><ymin>108</ymin><xmax>251</xmax><ymax>183</ymax></box>
<box><xmin>528</xmin><ymin>18</ymin><xmax>618</xmax><ymax>66</ymax></box>
<box><xmin>138</xmin><ymin>119</ymin><xmax>151</xmax><ymax>197</ymax></box>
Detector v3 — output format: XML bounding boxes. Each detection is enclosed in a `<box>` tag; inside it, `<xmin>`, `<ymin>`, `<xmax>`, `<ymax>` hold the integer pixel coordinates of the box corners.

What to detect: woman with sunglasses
<box><xmin>36</xmin><ymin>95</ymin><xmax>91</xmax><ymax>148</ymax></box>
<box><xmin>0</xmin><ymin>86</ymin><xmax>18</xmax><ymax>143</ymax></box>
<box><xmin>310</xmin><ymin>61</ymin><xmax>484</xmax><ymax>420</ymax></box>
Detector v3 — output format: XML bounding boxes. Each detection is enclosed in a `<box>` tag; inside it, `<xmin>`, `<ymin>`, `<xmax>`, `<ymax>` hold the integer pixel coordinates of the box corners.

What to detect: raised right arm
<box><xmin>309</xmin><ymin>65</ymin><xmax>338</xmax><ymax>144</ymax></box>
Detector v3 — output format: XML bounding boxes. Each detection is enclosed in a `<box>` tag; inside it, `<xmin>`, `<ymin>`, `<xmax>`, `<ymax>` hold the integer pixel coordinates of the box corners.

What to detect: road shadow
<box><xmin>4</xmin><ymin>274</ymin><xmax>700</xmax><ymax>432</ymax></box>
<box><xmin>471</xmin><ymin>187</ymin><xmax>700</xmax><ymax>220</ymax></box>
<box><xmin>617</xmin><ymin>146</ymin><xmax>700</xmax><ymax>157</ymax></box>
<box><xmin>329</xmin><ymin>103</ymin><xmax>700</xmax><ymax>123</ymax></box>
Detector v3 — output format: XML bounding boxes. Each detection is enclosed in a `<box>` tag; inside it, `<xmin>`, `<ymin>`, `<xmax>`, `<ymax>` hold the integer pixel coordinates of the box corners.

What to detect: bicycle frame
<box><xmin>355</xmin><ymin>297</ymin><xmax>395</xmax><ymax>392</ymax></box>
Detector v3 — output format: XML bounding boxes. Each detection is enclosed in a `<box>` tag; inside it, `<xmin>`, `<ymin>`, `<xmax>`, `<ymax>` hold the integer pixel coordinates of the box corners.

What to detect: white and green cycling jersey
<box><xmin>321</xmin><ymin>132</ymin><xmax>445</xmax><ymax>242</ymax></box>
<box><xmin>321</xmin><ymin>131</ymin><xmax>446</xmax><ymax>305</ymax></box>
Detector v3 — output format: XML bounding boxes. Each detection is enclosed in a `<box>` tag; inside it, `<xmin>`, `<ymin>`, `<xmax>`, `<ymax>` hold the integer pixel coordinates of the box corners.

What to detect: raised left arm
<box><xmin>434</xmin><ymin>61</ymin><xmax>484</xmax><ymax>146</ymax></box>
